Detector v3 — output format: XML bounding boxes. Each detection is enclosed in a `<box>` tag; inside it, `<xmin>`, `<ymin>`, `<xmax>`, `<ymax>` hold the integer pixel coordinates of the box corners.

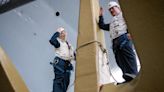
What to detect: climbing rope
<box><xmin>98</xmin><ymin>42</ymin><xmax>118</xmax><ymax>83</ymax></box>
<box><xmin>76</xmin><ymin>40</ymin><xmax>118</xmax><ymax>83</ymax></box>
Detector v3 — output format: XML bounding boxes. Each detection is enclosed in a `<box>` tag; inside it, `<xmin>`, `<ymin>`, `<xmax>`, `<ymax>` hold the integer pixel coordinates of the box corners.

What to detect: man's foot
<box><xmin>116</xmin><ymin>81</ymin><xmax>129</xmax><ymax>85</ymax></box>
<box><xmin>123</xmin><ymin>75</ymin><xmax>133</xmax><ymax>82</ymax></box>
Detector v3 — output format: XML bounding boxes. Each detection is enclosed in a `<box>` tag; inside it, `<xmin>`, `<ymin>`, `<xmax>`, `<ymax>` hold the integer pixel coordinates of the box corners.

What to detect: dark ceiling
<box><xmin>0</xmin><ymin>0</ymin><xmax>34</xmax><ymax>14</ymax></box>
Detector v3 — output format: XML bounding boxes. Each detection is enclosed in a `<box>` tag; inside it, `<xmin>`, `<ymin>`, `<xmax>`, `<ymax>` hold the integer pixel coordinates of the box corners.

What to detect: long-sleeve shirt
<box><xmin>98</xmin><ymin>13</ymin><xmax>127</xmax><ymax>40</ymax></box>
<box><xmin>49</xmin><ymin>32</ymin><xmax>75</xmax><ymax>60</ymax></box>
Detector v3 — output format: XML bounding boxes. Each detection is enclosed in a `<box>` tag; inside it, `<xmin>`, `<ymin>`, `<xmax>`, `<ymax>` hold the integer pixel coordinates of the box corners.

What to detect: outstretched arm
<box><xmin>98</xmin><ymin>7</ymin><xmax>110</xmax><ymax>31</ymax></box>
<box><xmin>49</xmin><ymin>32</ymin><xmax>60</xmax><ymax>48</ymax></box>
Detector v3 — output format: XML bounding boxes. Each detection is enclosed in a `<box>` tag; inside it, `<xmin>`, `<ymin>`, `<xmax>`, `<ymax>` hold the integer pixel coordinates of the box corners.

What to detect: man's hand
<box><xmin>99</xmin><ymin>7</ymin><xmax>103</xmax><ymax>16</ymax></box>
<box><xmin>127</xmin><ymin>33</ymin><xmax>132</xmax><ymax>40</ymax></box>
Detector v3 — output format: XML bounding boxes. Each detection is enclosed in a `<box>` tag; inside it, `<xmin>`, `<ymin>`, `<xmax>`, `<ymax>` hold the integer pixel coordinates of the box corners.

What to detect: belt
<box><xmin>55</xmin><ymin>57</ymin><xmax>73</xmax><ymax>71</ymax></box>
<box><xmin>51</xmin><ymin>57</ymin><xmax>73</xmax><ymax>71</ymax></box>
<box><xmin>55</xmin><ymin>56</ymin><xmax>70</xmax><ymax>62</ymax></box>
<box><xmin>112</xmin><ymin>33</ymin><xmax>128</xmax><ymax>45</ymax></box>
<box><xmin>56</xmin><ymin>54</ymin><xmax>73</xmax><ymax>61</ymax></box>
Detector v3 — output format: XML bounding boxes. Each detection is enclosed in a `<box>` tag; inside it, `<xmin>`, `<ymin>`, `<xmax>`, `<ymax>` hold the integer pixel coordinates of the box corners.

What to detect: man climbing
<box><xmin>49</xmin><ymin>27</ymin><xmax>75</xmax><ymax>92</ymax></box>
<box><xmin>98</xmin><ymin>1</ymin><xmax>138</xmax><ymax>84</ymax></box>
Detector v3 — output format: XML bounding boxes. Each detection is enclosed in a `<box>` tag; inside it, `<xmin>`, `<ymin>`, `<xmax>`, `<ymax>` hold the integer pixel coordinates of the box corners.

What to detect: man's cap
<box><xmin>57</xmin><ymin>27</ymin><xmax>65</xmax><ymax>33</ymax></box>
<box><xmin>108</xmin><ymin>1</ymin><xmax>120</xmax><ymax>9</ymax></box>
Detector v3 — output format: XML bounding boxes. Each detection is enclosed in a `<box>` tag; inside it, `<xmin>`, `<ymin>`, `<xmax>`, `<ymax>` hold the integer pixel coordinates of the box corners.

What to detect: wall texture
<box><xmin>0</xmin><ymin>0</ymin><xmax>79</xmax><ymax>92</ymax></box>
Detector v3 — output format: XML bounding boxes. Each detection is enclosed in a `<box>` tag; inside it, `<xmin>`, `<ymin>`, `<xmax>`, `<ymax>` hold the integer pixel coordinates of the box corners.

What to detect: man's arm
<box><xmin>98</xmin><ymin>7</ymin><xmax>109</xmax><ymax>31</ymax></box>
<box><xmin>49</xmin><ymin>32</ymin><xmax>60</xmax><ymax>48</ymax></box>
<box><xmin>98</xmin><ymin>16</ymin><xmax>109</xmax><ymax>31</ymax></box>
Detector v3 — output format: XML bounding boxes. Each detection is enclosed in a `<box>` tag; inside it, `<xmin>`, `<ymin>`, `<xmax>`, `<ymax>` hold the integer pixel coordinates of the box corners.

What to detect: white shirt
<box><xmin>55</xmin><ymin>38</ymin><xmax>74</xmax><ymax>60</ymax></box>
<box><xmin>110</xmin><ymin>12</ymin><xmax>127</xmax><ymax>40</ymax></box>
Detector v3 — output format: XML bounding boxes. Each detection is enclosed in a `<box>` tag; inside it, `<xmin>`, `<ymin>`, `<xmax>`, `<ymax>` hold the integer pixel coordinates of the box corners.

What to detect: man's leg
<box><xmin>52</xmin><ymin>58</ymin><xmax>66</xmax><ymax>92</ymax></box>
<box><xmin>120</xmin><ymin>40</ymin><xmax>138</xmax><ymax>81</ymax></box>
<box><xmin>114</xmin><ymin>46</ymin><xmax>132</xmax><ymax>82</ymax></box>
<box><xmin>53</xmin><ymin>74</ymin><xmax>65</xmax><ymax>92</ymax></box>
<box><xmin>65</xmin><ymin>71</ymin><xmax>71</xmax><ymax>90</ymax></box>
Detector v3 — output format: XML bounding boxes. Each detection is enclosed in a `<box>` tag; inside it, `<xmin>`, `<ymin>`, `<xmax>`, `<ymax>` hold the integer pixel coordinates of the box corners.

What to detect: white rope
<box><xmin>76</xmin><ymin>40</ymin><xmax>119</xmax><ymax>84</ymax></box>
<box><xmin>98</xmin><ymin>44</ymin><xmax>118</xmax><ymax>83</ymax></box>
<box><xmin>105</xmin><ymin>49</ymin><xmax>119</xmax><ymax>83</ymax></box>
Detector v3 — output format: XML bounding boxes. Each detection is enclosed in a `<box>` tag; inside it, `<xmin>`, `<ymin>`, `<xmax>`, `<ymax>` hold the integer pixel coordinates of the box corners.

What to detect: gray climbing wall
<box><xmin>0</xmin><ymin>0</ymin><xmax>79</xmax><ymax>92</ymax></box>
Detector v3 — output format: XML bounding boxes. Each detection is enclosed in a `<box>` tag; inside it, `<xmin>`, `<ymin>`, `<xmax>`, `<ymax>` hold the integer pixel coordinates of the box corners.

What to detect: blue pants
<box><xmin>52</xmin><ymin>57</ymin><xmax>73</xmax><ymax>92</ymax></box>
<box><xmin>113</xmin><ymin>33</ymin><xmax>138</xmax><ymax>82</ymax></box>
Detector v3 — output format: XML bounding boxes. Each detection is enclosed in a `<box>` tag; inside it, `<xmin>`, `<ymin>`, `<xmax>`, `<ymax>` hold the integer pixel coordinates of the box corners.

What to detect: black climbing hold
<box><xmin>56</xmin><ymin>11</ymin><xmax>60</xmax><ymax>16</ymax></box>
